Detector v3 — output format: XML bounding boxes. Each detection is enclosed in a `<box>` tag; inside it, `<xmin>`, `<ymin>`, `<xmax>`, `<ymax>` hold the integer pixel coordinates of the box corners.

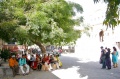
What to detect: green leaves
<box><xmin>0</xmin><ymin>0</ymin><xmax>84</xmax><ymax>47</ymax></box>
<box><xmin>94</xmin><ymin>0</ymin><xmax>120</xmax><ymax>29</ymax></box>
<box><xmin>26</xmin><ymin>0</ymin><xmax>83</xmax><ymax>45</ymax></box>
<box><xmin>0</xmin><ymin>21</ymin><xmax>18</xmax><ymax>42</ymax></box>
<box><xmin>0</xmin><ymin>49</ymin><xmax>11</xmax><ymax>62</ymax></box>
<box><xmin>103</xmin><ymin>0</ymin><xmax>120</xmax><ymax>29</ymax></box>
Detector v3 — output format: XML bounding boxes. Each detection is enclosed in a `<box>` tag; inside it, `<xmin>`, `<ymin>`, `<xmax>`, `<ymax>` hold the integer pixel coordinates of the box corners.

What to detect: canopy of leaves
<box><xmin>0</xmin><ymin>0</ymin><xmax>83</xmax><ymax>46</ymax></box>
<box><xmin>26</xmin><ymin>0</ymin><xmax>83</xmax><ymax>45</ymax></box>
<box><xmin>15</xmin><ymin>26</ymin><xmax>32</xmax><ymax>45</ymax></box>
<box><xmin>94</xmin><ymin>0</ymin><xmax>120</xmax><ymax>30</ymax></box>
<box><xmin>0</xmin><ymin>0</ymin><xmax>26</xmax><ymax>43</ymax></box>
<box><xmin>0</xmin><ymin>21</ymin><xmax>18</xmax><ymax>42</ymax></box>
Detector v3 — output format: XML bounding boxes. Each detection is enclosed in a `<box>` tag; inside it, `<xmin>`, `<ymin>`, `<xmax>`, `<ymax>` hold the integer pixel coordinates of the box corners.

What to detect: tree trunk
<box><xmin>25</xmin><ymin>45</ymin><xmax>28</xmax><ymax>50</ymax></box>
<box><xmin>35</xmin><ymin>42</ymin><xmax>46</xmax><ymax>54</ymax></box>
<box><xmin>24</xmin><ymin>43</ymin><xmax>28</xmax><ymax>50</ymax></box>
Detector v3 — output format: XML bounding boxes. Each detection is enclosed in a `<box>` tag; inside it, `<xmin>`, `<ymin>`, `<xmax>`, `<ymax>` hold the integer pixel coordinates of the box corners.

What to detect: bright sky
<box><xmin>66</xmin><ymin>0</ymin><xmax>107</xmax><ymax>18</ymax></box>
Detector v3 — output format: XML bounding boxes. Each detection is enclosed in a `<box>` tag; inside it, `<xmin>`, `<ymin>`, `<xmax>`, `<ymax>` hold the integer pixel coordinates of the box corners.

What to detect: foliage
<box><xmin>94</xmin><ymin>0</ymin><xmax>120</xmax><ymax>30</ymax></box>
<box><xmin>10</xmin><ymin>52</ymin><xmax>17</xmax><ymax>57</ymax></box>
<box><xmin>0</xmin><ymin>0</ymin><xmax>84</xmax><ymax>53</ymax></box>
<box><xmin>14</xmin><ymin>27</ymin><xmax>32</xmax><ymax>45</ymax></box>
<box><xmin>26</xmin><ymin>0</ymin><xmax>83</xmax><ymax>46</ymax></box>
<box><xmin>0</xmin><ymin>21</ymin><xmax>18</xmax><ymax>42</ymax></box>
<box><xmin>0</xmin><ymin>49</ymin><xmax>11</xmax><ymax>62</ymax></box>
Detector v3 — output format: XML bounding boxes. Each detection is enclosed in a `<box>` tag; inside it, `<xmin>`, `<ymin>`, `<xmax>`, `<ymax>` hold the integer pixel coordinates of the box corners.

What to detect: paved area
<box><xmin>60</xmin><ymin>54</ymin><xmax>120</xmax><ymax>79</ymax></box>
<box><xmin>0</xmin><ymin>53</ymin><xmax>120</xmax><ymax>79</ymax></box>
<box><xmin>0</xmin><ymin>35</ymin><xmax>120</xmax><ymax>79</ymax></box>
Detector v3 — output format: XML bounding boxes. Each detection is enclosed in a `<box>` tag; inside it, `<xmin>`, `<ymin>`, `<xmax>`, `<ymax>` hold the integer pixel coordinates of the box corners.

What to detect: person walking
<box><xmin>112</xmin><ymin>47</ymin><xmax>119</xmax><ymax>68</ymax></box>
<box><xmin>19</xmin><ymin>54</ymin><xmax>30</xmax><ymax>75</ymax></box>
<box><xmin>105</xmin><ymin>48</ymin><xmax>111</xmax><ymax>69</ymax></box>
<box><xmin>9</xmin><ymin>55</ymin><xmax>19</xmax><ymax>77</ymax></box>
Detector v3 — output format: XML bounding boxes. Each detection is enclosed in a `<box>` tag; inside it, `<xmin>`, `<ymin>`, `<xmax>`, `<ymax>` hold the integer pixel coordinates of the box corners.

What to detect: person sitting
<box><xmin>47</xmin><ymin>54</ymin><xmax>53</xmax><ymax>71</ymax></box>
<box><xmin>19</xmin><ymin>54</ymin><xmax>30</xmax><ymax>76</ymax></box>
<box><xmin>49</xmin><ymin>55</ymin><xmax>55</xmax><ymax>70</ymax></box>
<box><xmin>30</xmin><ymin>54</ymin><xmax>38</xmax><ymax>70</ymax></box>
<box><xmin>37</xmin><ymin>55</ymin><xmax>42</xmax><ymax>71</ymax></box>
<box><xmin>56</xmin><ymin>54</ymin><xmax>62</xmax><ymax>68</ymax></box>
<box><xmin>42</xmin><ymin>54</ymin><xmax>49</xmax><ymax>71</ymax></box>
<box><xmin>9</xmin><ymin>55</ymin><xmax>19</xmax><ymax>77</ymax></box>
<box><xmin>53</xmin><ymin>54</ymin><xmax>59</xmax><ymax>69</ymax></box>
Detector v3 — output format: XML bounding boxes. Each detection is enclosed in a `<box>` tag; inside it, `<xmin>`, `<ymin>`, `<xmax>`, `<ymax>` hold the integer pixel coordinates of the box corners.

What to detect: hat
<box><xmin>12</xmin><ymin>55</ymin><xmax>15</xmax><ymax>57</ymax></box>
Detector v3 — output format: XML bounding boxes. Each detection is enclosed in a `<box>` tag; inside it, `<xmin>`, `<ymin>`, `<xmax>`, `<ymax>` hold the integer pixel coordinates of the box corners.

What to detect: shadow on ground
<box><xmin>1</xmin><ymin>54</ymin><xmax>120</xmax><ymax>79</ymax></box>
<box><xmin>58</xmin><ymin>54</ymin><xmax>120</xmax><ymax>79</ymax></box>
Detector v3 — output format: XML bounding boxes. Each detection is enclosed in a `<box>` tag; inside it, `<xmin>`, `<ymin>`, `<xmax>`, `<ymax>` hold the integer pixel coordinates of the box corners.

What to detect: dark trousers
<box><xmin>102</xmin><ymin>60</ymin><xmax>106</xmax><ymax>68</ymax></box>
<box><xmin>10</xmin><ymin>66</ymin><xmax>19</xmax><ymax>77</ymax></box>
<box><xmin>105</xmin><ymin>58</ymin><xmax>111</xmax><ymax>69</ymax></box>
<box><xmin>37</xmin><ymin>63</ymin><xmax>42</xmax><ymax>70</ymax></box>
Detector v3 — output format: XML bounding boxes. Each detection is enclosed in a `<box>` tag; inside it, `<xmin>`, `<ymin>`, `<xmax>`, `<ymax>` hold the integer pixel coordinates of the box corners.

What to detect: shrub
<box><xmin>0</xmin><ymin>49</ymin><xmax>11</xmax><ymax>62</ymax></box>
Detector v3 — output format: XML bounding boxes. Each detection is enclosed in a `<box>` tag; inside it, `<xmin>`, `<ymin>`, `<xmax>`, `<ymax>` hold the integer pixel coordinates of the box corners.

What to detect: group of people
<box><xmin>8</xmin><ymin>50</ymin><xmax>62</xmax><ymax>77</ymax></box>
<box><xmin>100</xmin><ymin>46</ymin><xmax>119</xmax><ymax>69</ymax></box>
<box><xmin>9</xmin><ymin>54</ymin><xmax>30</xmax><ymax>77</ymax></box>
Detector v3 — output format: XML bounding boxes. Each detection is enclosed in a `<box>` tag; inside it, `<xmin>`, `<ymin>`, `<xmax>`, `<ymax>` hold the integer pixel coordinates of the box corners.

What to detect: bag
<box><xmin>101</xmin><ymin>56</ymin><xmax>105</xmax><ymax>60</ymax></box>
<box><xmin>99</xmin><ymin>55</ymin><xmax>105</xmax><ymax>64</ymax></box>
<box><xmin>99</xmin><ymin>59</ymin><xmax>103</xmax><ymax>64</ymax></box>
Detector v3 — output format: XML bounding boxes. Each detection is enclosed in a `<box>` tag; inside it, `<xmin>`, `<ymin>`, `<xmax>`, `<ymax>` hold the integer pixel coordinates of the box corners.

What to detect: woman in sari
<box><xmin>30</xmin><ymin>54</ymin><xmax>38</xmax><ymax>70</ymax></box>
<box><xmin>42</xmin><ymin>54</ymin><xmax>49</xmax><ymax>71</ymax></box>
<box><xmin>112</xmin><ymin>47</ymin><xmax>119</xmax><ymax>68</ymax></box>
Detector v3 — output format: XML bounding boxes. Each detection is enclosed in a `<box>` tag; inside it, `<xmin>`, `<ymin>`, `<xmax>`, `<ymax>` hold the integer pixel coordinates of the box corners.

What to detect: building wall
<box><xmin>84</xmin><ymin>3</ymin><xmax>120</xmax><ymax>47</ymax></box>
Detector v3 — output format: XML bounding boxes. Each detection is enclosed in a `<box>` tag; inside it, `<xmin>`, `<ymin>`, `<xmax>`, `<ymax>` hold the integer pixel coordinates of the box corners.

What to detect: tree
<box><xmin>0</xmin><ymin>0</ymin><xmax>84</xmax><ymax>54</ymax></box>
<box><xmin>94</xmin><ymin>0</ymin><xmax>120</xmax><ymax>30</ymax></box>
<box><xmin>0</xmin><ymin>49</ymin><xmax>11</xmax><ymax>62</ymax></box>
<box><xmin>0</xmin><ymin>0</ymin><xmax>25</xmax><ymax>43</ymax></box>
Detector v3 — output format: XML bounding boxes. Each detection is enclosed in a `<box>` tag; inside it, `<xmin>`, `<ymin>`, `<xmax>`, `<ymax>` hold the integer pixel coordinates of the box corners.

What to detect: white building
<box><xmin>83</xmin><ymin>2</ymin><xmax>120</xmax><ymax>49</ymax></box>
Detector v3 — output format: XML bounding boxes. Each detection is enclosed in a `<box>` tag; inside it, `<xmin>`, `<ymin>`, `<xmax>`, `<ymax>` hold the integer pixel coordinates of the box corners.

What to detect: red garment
<box><xmin>36</xmin><ymin>54</ymin><xmax>39</xmax><ymax>58</ymax></box>
<box><xmin>46</xmin><ymin>56</ymin><xmax>50</xmax><ymax>64</ymax></box>
<box><xmin>42</xmin><ymin>57</ymin><xmax>49</xmax><ymax>63</ymax></box>
<box><xmin>31</xmin><ymin>55</ymin><xmax>39</xmax><ymax>70</ymax></box>
<box><xmin>31</xmin><ymin>61</ymin><xmax>38</xmax><ymax>70</ymax></box>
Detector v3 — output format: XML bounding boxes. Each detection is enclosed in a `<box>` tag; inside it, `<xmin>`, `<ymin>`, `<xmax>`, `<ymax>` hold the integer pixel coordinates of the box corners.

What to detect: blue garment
<box><xmin>112</xmin><ymin>51</ymin><xmax>119</xmax><ymax>64</ymax></box>
<box><xmin>19</xmin><ymin>58</ymin><xmax>27</xmax><ymax>66</ymax></box>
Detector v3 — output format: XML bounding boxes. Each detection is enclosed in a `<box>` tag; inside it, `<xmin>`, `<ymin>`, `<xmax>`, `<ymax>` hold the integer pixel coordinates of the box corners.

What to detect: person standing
<box><xmin>105</xmin><ymin>48</ymin><xmax>111</xmax><ymax>69</ymax></box>
<box><xmin>19</xmin><ymin>54</ymin><xmax>30</xmax><ymax>75</ymax></box>
<box><xmin>112</xmin><ymin>47</ymin><xmax>119</xmax><ymax>68</ymax></box>
<box><xmin>100</xmin><ymin>46</ymin><xmax>106</xmax><ymax>69</ymax></box>
<box><xmin>9</xmin><ymin>55</ymin><xmax>19</xmax><ymax>77</ymax></box>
